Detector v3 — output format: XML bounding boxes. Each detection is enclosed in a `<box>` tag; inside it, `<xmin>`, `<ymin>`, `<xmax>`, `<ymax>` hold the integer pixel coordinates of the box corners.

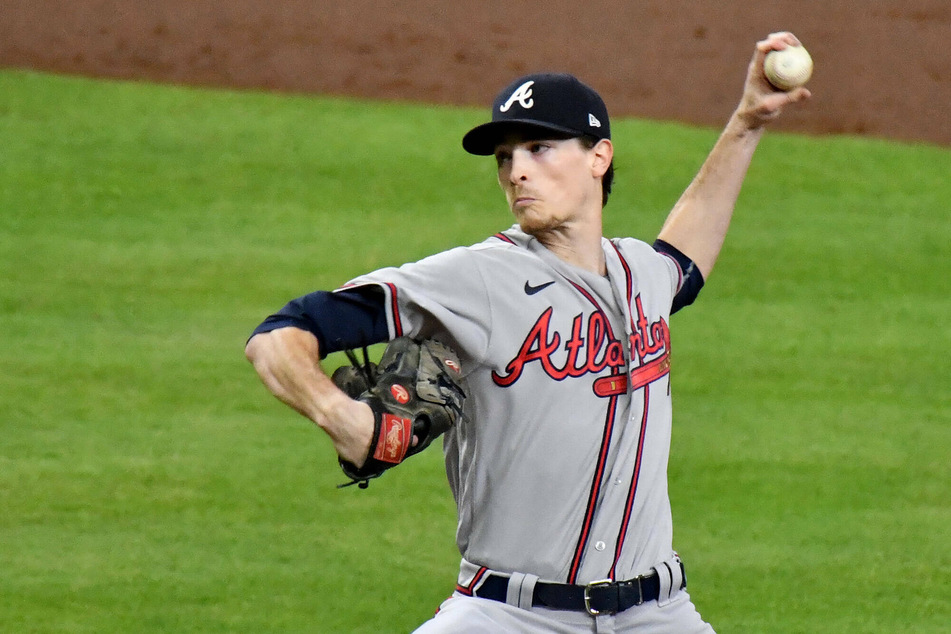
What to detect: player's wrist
<box><xmin>314</xmin><ymin>385</ymin><xmax>359</xmax><ymax>428</ymax></box>
<box><xmin>723</xmin><ymin>110</ymin><xmax>769</xmax><ymax>143</ymax></box>
<box><xmin>322</xmin><ymin>395</ymin><xmax>374</xmax><ymax>467</ymax></box>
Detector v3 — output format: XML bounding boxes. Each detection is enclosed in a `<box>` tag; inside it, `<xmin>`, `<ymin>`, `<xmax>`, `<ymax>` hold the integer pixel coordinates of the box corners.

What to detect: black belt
<box><xmin>475</xmin><ymin>564</ymin><xmax>685</xmax><ymax>616</ymax></box>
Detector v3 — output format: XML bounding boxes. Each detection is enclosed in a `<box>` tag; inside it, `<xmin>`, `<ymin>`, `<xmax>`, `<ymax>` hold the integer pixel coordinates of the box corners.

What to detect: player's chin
<box><xmin>514</xmin><ymin>207</ymin><xmax>556</xmax><ymax>234</ymax></box>
<box><xmin>517</xmin><ymin>218</ymin><xmax>548</xmax><ymax>237</ymax></box>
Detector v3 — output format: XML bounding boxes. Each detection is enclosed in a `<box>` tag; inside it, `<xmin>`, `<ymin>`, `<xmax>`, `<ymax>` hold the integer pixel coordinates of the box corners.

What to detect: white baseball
<box><xmin>764</xmin><ymin>44</ymin><xmax>813</xmax><ymax>91</ymax></box>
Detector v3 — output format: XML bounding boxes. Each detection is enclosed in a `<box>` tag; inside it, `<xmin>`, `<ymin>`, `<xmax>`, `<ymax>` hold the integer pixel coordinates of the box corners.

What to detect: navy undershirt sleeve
<box><xmin>653</xmin><ymin>239</ymin><xmax>705</xmax><ymax>314</ymax></box>
<box><xmin>249</xmin><ymin>286</ymin><xmax>389</xmax><ymax>357</ymax></box>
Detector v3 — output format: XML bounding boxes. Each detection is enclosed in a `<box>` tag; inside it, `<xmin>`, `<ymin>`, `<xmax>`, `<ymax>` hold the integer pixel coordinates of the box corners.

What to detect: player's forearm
<box><xmin>656</xmin><ymin>115</ymin><xmax>764</xmax><ymax>279</ymax></box>
<box><xmin>245</xmin><ymin>327</ymin><xmax>372</xmax><ymax>465</ymax></box>
<box><xmin>657</xmin><ymin>33</ymin><xmax>812</xmax><ymax>279</ymax></box>
<box><xmin>246</xmin><ymin>327</ymin><xmax>329</xmax><ymax>421</ymax></box>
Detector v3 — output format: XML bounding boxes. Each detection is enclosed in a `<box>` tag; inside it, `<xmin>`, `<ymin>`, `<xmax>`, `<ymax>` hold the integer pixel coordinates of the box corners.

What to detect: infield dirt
<box><xmin>1</xmin><ymin>1</ymin><xmax>949</xmax><ymax>146</ymax></box>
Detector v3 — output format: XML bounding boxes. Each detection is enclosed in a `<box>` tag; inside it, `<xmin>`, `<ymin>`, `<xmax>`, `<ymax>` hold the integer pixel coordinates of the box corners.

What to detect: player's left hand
<box><xmin>331</xmin><ymin>338</ymin><xmax>468</xmax><ymax>488</ymax></box>
<box><xmin>735</xmin><ymin>32</ymin><xmax>812</xmax><ymax>130</ymax></box>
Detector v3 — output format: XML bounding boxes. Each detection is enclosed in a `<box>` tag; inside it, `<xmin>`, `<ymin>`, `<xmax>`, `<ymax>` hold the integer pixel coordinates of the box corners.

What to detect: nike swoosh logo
<box><xmin>524</xmin><ymin>280</ymin><xmax>555</xmax><ymax>295</ymax></box>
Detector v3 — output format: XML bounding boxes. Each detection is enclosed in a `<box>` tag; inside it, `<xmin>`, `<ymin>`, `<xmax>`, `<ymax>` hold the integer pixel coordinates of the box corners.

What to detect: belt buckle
<box><xmin>583</xmin><ymin>578</ymin><xmax>615</xmax><ymax>616</ymax></box>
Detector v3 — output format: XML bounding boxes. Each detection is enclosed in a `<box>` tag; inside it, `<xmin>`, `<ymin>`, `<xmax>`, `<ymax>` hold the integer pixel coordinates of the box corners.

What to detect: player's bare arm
<box><xmin>656</xmin><ymin>31</ymin><xmax>811</xmax><ymax>278</ymax></box>
<box><xmin>245</xmin><ymin>327</ymin><xmax>374</xmax><ymax>466</ymax></box>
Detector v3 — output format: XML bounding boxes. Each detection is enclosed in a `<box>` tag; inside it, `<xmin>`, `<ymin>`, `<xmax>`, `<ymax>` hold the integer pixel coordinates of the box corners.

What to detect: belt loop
<box><xmin>505</xmin><ymin>572</ymin><xmax>539</xmax><ymax>610</ymax></box>
<box><xmin>654</xmin><ymin>555</ymin><xmax>685</xmax><ymax>607</ymax></box>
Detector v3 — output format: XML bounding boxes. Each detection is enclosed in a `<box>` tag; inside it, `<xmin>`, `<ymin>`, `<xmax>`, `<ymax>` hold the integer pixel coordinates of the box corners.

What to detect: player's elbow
<box><xmin>245</xmin><ymin>333</ymin><xmax>265</xmax><ymax>366</ymax></box>
<box><xmin>245</xmin><ymin>331</ymin><xmax>286</xmax><ymax>377</ymax></box>
<box><xmin>244</xmin><ymin>331</ymin><xmax>289</xmax><ymax>392</ymax></box>
<box><xmin>245</xmin><ymin>327</ymin><xmax>321</xmax><ymax>370</ymax></box>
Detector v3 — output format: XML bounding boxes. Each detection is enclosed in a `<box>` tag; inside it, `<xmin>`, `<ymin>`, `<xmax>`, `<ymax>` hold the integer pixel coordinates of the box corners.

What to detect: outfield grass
<box><xmin>0</xmin><ymin>69</ymin><xmax>948</xmax><ymax>633</ymax></box>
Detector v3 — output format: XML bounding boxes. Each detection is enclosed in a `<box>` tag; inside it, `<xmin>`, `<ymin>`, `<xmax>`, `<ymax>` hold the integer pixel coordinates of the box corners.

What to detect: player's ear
<box><xmin>590</xmin><ymin>139</ymin><xmax>613</xmax><ymax>179</ymax></box>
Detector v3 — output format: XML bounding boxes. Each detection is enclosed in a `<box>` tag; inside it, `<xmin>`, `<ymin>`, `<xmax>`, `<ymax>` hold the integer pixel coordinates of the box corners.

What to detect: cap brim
<box><xmin>462</xmin><ymin>120</ymin><xmax>582</xmax><ymax>155</ymax></box>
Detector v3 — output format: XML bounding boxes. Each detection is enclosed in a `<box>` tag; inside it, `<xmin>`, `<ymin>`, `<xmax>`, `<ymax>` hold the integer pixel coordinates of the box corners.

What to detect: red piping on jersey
<box><xmin>605</xmin><ymin>241</ymin><xmax>662</xmax><ymax>579</ymax></box>
<box><xmin>494</xmin><ymin>232</ymin><xmax>517</xmax><ymax>245</ymax></box>
<box><xmin>454</xmin><ymin>566</ymin><xmax>488</xmax><ymax>596</ymax></box>
<box><xmin>565</xmin><ymin>279</ymin><xmax>625</xmax><ymax>584</ymax></box>
<box><xmin>609</xmin><ymin>388</ymin><xmax>651</xmax><ymax>580</ymax></box>
<box><xmin>609</xmin><ymin>241</ymin><xmax>635</xmax><ymax>309</ymax></box>
<box><xmin>569</xmin><ymin>391</ymin><xmax>620</xmax><ymax>584</ymax></box>
<box><xmin>657</xmin><ymin>251</ymin><xmax>685</xmax><ymax>294</ymax></box>
<box><xmin>383</xmin><ymin>282</ymin><xmax>404</xmax><ymax>337</ymax></box>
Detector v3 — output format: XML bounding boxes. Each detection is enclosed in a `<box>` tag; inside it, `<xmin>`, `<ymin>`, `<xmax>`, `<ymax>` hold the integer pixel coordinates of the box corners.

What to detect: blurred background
<box><xmin>2</xmin><ymin>0</ymin><xmax>950</xmax><ymax>146</ymax></box>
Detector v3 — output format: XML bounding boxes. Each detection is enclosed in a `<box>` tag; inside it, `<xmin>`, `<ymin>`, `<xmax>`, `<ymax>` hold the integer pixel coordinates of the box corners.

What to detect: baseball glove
<box><xmin>330</xmin><ymin>337</ymin><xmax>467</xmax><ymax>488</ymax></box>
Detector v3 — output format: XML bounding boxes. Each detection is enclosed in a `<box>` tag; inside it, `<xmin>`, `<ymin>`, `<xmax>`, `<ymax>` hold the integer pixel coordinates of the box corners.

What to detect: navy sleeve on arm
<box><xmin>653</xmin><ymin>239</ymin><xmax>705</xmax><ymax>314</ymax></box>
<box><xmin>249</xmin><ymin>286</ymin><xmax>389</xmax><ymax>357</ymax></box>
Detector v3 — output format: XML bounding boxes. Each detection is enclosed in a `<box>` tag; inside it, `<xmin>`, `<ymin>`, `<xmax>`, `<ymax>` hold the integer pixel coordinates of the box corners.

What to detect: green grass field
<box><xmin>1</xmin><ymin>69</ymin><xmax>948</xmax><ymax>632</ymax></box>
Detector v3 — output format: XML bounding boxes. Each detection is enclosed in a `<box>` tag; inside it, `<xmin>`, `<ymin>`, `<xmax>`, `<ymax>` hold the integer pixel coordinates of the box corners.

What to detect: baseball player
<box><xmin>246</xmin><ymin>32</ymin><xmax>810</xmax><ymax>633</ymax></box>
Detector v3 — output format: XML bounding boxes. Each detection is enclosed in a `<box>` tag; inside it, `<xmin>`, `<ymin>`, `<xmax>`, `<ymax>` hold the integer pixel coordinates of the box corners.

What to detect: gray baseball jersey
<box><xmin>344</xmin><ymin>224</ymin><xmax>683</xmax><ymax>587</ymax></box>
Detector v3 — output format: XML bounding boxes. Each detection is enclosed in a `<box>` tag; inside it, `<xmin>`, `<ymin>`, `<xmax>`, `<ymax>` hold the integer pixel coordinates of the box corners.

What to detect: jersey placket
<box><xmin>563</xmin><ymin>271</ymin><xmax>630</xmax><ymax>584</ymax></box>
<box><xmin>605</xmin><ymin>241</ymin><xmax>651</xmax><ymax>581</ymax></box>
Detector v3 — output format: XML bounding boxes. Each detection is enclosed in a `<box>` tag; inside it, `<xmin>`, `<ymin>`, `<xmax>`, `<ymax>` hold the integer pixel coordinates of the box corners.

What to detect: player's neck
<box><xmin>532</xmin><ymin>221</ymin><xmax>607</xmax><ymax>275</ymax></box>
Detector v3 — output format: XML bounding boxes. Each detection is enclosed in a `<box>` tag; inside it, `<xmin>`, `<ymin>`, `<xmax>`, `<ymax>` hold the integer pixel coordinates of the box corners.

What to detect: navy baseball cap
<box><xmin>462</xmin><ymin>73</ymin><xmax>611</xmax><ymax>156</ymax></box>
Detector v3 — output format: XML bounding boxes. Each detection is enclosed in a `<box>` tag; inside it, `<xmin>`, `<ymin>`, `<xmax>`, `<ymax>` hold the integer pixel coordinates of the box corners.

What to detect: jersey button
<box><xmin>595</xmin><ymin>541</ymin><xmax>606</xmax><ymax>551</ymax></box>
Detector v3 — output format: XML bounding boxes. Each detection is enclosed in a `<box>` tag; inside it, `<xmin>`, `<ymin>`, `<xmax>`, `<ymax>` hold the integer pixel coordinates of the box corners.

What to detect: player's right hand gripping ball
<box><xmin>764</xmin><ymin>44</ymin><xmax>813</xmax><ymax>91</ymax></box>
<box><xmin>331</xmin><ymin>338</ymin><xmax>467</xmax><ymax>488</ymax></box>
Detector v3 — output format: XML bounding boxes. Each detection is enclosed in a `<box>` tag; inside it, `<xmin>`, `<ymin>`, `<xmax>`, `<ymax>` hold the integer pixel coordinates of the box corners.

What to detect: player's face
<box><xmin>494</xmin><ymin>134</ymin><xmax>610</xmax><ymax>235</ymax></box>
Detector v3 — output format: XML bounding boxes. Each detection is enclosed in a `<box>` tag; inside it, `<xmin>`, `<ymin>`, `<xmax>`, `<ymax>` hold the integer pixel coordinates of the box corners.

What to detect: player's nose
<box><xmin>508</xmin><ymin>149</ymin><xmax>530</xmax><ymax>183</ymax></box>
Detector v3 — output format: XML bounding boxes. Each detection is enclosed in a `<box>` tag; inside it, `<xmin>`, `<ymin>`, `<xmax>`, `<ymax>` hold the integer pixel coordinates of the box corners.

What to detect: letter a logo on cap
<box><xmin>500</xmin><ymin>80</ymin><xmax>535</xmax><ymax>112</ymax></box>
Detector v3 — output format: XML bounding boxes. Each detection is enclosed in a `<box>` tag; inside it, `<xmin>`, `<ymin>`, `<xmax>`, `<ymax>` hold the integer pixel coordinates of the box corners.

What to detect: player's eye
<box><xmin>495</xmin><ymin>151</ymin><xmax>512</xmax><ymax>167</ymax></box>
<box><xmin>529</xmin><ymin>142</ymin><xmax>549</xmax><ymax>154</ymax></box>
